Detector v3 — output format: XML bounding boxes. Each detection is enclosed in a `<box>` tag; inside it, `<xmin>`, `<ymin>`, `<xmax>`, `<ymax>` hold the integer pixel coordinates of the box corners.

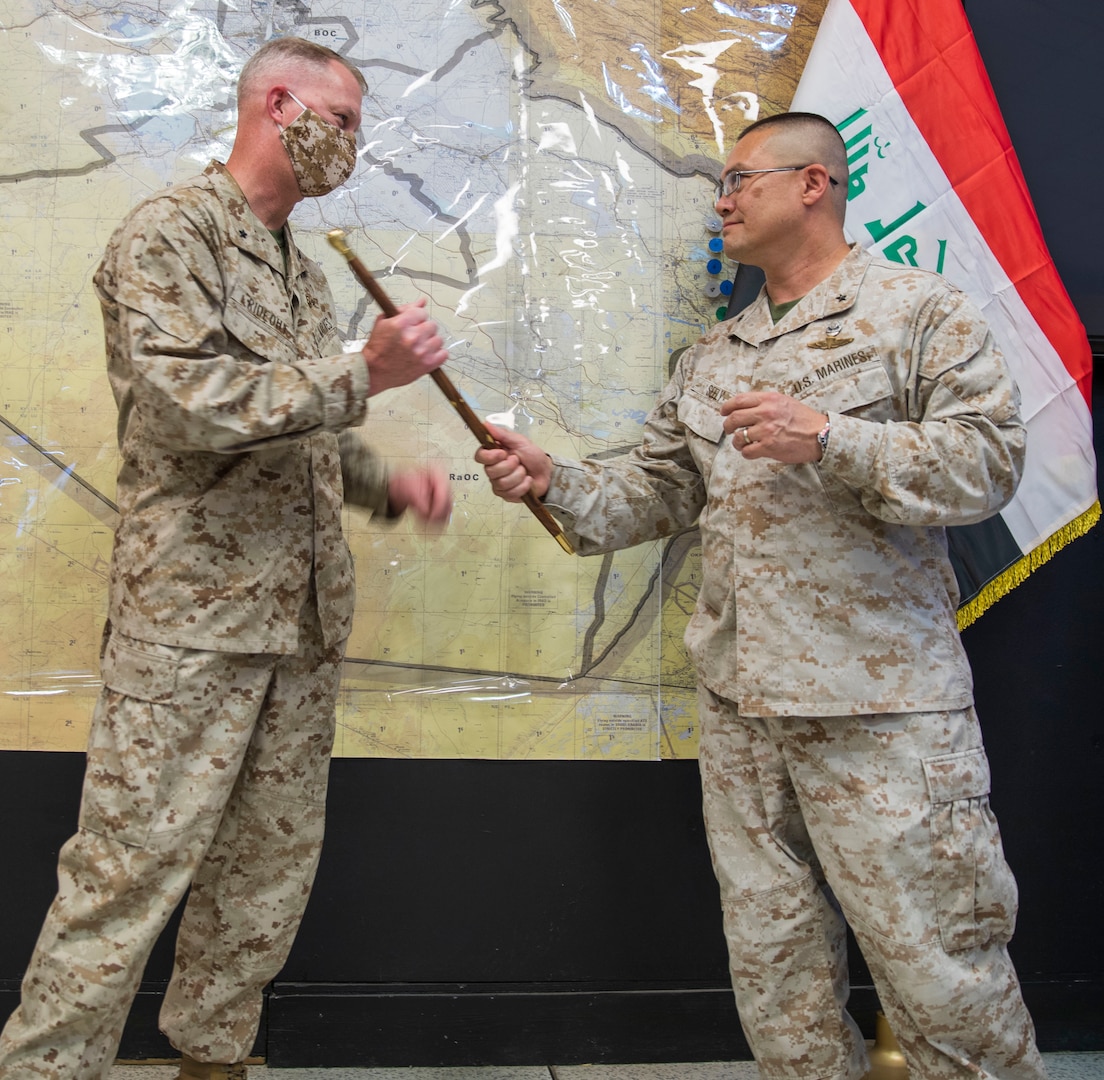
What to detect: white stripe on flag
<box><xmin>790</xmin><ymin>0</ymin><xmax>1095</xmax><ymax>556</ymax></box>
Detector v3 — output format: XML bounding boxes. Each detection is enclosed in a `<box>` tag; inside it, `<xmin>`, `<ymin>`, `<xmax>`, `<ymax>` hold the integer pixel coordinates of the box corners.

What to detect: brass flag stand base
<box><xmin>865</xmin><ymin>1011</ymin><xmax>909</xmax><ymax>1079</ymax></box>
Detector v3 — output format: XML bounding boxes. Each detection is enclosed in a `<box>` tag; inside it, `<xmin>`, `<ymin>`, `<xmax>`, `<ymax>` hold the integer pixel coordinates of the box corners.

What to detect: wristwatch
<box><xmin>816</xmin><ymin>419</ymin><xmax>831</xmax><ymax>456</ymax></box>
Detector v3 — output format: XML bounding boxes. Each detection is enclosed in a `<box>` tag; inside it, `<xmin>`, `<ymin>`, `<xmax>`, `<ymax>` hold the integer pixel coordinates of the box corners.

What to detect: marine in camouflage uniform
<box><xmin>478</xmin><ymin>114</ymin><xmax>1048</xmax><ymax>1079</ymax></box>
<box><xmin>0</xmin><ymin>39</ymin><xmax>450</xmax><ymax>1080</ymax></box>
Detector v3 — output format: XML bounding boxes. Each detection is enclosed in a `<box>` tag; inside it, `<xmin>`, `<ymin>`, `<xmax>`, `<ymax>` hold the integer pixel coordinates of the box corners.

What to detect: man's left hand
<box><xmin>720</xmin><ymin>391</ymin><xmax>828</xmax><ymax>463</ymax></box>
<box><xmin>387</xmin><ymin>468</ymin><xmax>453</xmax><ymax>524</ymax></box>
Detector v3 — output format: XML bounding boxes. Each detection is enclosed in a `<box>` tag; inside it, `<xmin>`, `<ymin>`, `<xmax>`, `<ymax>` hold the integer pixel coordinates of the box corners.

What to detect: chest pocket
<box><xmin>677</xmin><ymin>390</ymin><xmax>726</xmax><ymax>443</ymax></box>
<box><xmin>224</xmin><ymin>293</ymin><xmax>298</xmax><ymax>367</ymax></box>
<box><xmin>794</xmin><ymin>361</ymin><xmax>897</xmax><ymax>424</ymax></box>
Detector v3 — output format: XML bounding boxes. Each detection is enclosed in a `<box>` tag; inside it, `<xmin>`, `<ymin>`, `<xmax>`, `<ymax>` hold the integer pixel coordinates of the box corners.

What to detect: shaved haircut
<box><xmin>739</xmin><ymin>112</ymin><xmax>849</xmax><ymax>216</ymax></box>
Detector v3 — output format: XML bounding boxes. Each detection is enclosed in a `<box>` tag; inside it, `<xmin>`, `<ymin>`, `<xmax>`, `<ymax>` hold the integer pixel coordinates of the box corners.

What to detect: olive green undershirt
<box><xmin>269</xmin><ymin>227</ymin><xmax>288</xmax><ymax>276</ymax></box>
<box><xmin>768</xmin><ymin>296</ymin><xmax>802</xmax><ymax>323</ymax></box>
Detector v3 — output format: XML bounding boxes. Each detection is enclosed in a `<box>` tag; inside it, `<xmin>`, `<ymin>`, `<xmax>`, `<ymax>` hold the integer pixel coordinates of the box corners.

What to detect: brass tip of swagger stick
<box><xmin>326</xmin><ymin>228</ymin><xmax>353</xmax><ymax>259</ymax></box>
<box><xmin>555</xmin><ymin>532</ymin><xmax>575</xmax><ymax>555</ymax></box>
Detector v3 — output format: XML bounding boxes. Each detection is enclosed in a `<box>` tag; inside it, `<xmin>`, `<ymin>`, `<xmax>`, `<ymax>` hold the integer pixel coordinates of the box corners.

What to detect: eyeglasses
<box><xmin>718</xmin><ymin>165</ymin><xmax>840</xmax><ymax>198</ymax></box>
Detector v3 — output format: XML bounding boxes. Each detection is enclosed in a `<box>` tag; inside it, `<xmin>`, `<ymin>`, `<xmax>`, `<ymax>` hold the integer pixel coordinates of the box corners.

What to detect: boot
<box><xmin>177</xmin><ymin>1053</ymin><xmax>248</xmax><ymax>1080</ymax></box>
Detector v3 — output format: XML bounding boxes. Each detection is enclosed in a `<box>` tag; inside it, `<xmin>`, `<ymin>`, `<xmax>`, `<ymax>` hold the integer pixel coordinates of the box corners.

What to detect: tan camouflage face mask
<box><xmin>278</xmin><ymin>91</ymin><xmax>356</xmax><ymax>197</ymax></box>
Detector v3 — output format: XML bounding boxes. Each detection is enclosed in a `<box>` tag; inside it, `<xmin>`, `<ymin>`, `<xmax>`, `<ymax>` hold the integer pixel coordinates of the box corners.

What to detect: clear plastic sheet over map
<box><xmin>0</xmin><ymin>0</ymin><xmax>825</xmax><ymax>758</ymax></box>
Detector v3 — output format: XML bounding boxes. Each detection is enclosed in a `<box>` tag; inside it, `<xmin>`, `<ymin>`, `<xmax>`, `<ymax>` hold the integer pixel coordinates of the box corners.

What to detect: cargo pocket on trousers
<box><xmin>79</xmin><ymin>635</ymin><xmax>180</xmax><ymax>848</ymax></box>
<box><xmin>923</xmin><ymin>747</ymin><xmax>1019</xmax><ymax>953</ymax></box>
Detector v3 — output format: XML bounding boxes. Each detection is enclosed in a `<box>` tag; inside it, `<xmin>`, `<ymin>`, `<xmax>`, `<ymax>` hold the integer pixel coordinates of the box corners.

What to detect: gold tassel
<box><xmin>957</xmin><ymin>500</ymin><xmax>1101</xmax><ymax>631</ymax></box>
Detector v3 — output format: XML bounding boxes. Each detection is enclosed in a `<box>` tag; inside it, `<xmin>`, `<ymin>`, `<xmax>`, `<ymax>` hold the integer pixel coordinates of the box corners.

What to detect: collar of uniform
<box><xmin>727</xmin><ymin>244</ymin><xmax>871</xmax><ymax>347</ymax></box>
<box><xmin>202</xmin><ymin>161</ymin><xmax>304</xmax><ymax>281</ymax></box>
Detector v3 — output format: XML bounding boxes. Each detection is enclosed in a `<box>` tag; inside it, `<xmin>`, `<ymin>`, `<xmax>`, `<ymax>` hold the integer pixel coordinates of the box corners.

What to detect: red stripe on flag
<box><xmin>848</xmin><ymin>0</ymin><xmax>1091</xmax><ymax>405</ymax></box>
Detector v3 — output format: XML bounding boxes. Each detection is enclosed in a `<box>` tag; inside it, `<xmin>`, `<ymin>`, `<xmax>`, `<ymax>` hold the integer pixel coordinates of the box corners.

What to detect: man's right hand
<box><xmin>362</xmin><ymin>297</ymin><xmax>447</xmax><ymax>396</ymax></box>
<box><xmin>475</xmin><ymin>424</ymin><xmax>553</xmax><ymax>502</ymax></box>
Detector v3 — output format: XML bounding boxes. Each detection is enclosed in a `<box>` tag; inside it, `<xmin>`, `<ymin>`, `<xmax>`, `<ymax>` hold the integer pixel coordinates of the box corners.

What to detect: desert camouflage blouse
<box><xmin>545</xmin><ymin>246</ymin><xmax>1025</xmax><ymax>716</ymax></box>
<box><xmin>95</xmin><ymin>162</ymin><xmax>387</xmax><ymax>654</ymax></box>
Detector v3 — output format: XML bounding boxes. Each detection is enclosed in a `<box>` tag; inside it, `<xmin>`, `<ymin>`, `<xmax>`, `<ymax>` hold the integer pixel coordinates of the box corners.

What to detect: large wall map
<box><xmin>0</xmin><ymin>0</ymin><xmax>825</xmax><ymax>759</ymax></box>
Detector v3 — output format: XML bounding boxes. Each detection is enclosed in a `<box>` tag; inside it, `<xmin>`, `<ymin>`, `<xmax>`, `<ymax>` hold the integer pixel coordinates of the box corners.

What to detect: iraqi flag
<box><xmin>787</xmin><ymin>0</ymin><xmax>1099</xmax><ymax>627</ymax></box>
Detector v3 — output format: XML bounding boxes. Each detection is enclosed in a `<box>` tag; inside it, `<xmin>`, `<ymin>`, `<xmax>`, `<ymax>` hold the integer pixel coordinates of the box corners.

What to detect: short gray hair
<box><xmin>237</xmin><ymin>36</ymin><xmax>367</xmax><ymax>106</ymax></box>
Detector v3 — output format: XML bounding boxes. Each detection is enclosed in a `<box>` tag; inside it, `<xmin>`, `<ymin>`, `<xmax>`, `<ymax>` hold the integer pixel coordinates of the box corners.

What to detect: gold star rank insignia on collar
<box><xmin>807</xmin><ymin>321</ymin><xmax>854</xmax><ymax>350</ymax></box>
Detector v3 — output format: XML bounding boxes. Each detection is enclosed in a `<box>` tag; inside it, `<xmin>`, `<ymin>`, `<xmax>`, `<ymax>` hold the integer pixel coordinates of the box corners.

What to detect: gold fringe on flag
<box><xmin>957</xmin><ymin>500</ymin><xmax>1102</xmax><ymax>631</ymax></box>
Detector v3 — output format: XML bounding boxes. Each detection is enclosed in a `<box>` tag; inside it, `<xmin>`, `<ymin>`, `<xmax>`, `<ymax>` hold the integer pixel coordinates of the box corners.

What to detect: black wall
<box><xmin>965</xmin><ymin>0</ymin><xmax>1104</xmax><ymax>337</ymax></box>
<box><xmin>2</xmin><ymin>0</ymin><xmax>1102</xmax><ymax>1066</ymax></box>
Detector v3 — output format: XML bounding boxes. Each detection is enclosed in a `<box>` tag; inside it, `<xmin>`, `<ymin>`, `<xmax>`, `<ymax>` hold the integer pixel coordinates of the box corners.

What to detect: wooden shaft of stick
<box><xmin>327</xmin><ymin>230</ymin><xmax>574</xmax><ymax>554</ymax></box>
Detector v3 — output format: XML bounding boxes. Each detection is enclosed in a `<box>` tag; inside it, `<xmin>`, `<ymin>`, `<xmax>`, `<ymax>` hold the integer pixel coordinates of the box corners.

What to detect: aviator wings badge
<box><xmin>807</xmin><ymin>321</ymin><xmax>854</xmax><ymax>350</ymax></box>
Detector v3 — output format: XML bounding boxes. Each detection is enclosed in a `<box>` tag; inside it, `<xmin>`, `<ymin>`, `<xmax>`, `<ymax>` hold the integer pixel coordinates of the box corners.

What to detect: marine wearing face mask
<box><xmin>0</xmin><ymin>36</ymin><xmax>453</xmax><ymax>1080</ymax></box>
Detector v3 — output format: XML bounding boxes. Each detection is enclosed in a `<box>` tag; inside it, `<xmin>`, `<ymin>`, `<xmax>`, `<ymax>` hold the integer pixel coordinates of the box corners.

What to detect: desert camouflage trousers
<box><xmin>0</xmin><ymin>600</ymin><xmax>344</xmax><ymax>1079</ymax></box>
<box><xmin>697</xmin><ymin>687</ymin><xmax>1048</xmax><ymax>1080</ymax></box>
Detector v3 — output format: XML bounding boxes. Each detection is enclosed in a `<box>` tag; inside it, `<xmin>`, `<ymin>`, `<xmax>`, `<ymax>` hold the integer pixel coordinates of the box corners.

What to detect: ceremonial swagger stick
<box><xmin>327</xmin><ymin>229</ymin><xmax>575</xmax><ymax>555</ymax></box>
